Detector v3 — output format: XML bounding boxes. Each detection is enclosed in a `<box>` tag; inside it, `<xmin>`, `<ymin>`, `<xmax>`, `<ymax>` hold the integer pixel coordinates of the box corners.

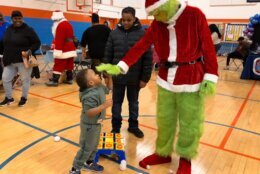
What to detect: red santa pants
<box><xmin>53</xmin><ymin>58</ymin><xmax>74</xmax><ymax>74</ymax></box>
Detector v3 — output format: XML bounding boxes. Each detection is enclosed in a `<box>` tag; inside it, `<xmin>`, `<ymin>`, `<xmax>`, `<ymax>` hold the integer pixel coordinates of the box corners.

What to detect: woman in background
<box><xmin>209</xmin><ymin>24</ymin><xmax>222</xmax><ymax>54</ymax></box>
<box><xmin>0</xmin><ymin>11</ymin><xmax>40</xmax><ymax>107</ymax></box>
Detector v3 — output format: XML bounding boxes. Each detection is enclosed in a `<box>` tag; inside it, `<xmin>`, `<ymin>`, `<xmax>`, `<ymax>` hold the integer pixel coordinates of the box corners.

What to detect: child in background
<box><xmin>103</xmin><ymin>7</ymin><xmax>152</xmax><ymax>138</ymax></box>
<box><xmin>69</xmin><ymin>69</ymin><xmax>112</xmax><ymax>174</ymax></box>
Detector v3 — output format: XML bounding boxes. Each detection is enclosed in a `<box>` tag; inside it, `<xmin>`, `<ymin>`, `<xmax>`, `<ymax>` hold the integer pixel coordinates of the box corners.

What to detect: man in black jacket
<box><xmin>0</xmin><ymin>11</ymin><xmax>40</xmax><ymax>107</ymax></box>
<box><xmin>80</xmin><ymin>13</ymin><xmax>111</xmax><ymax>70</ymax></box>
<box><xmin>103</xmin><ymin>7</ymin><xmax>153</xmax><ymax>138</ymax></box>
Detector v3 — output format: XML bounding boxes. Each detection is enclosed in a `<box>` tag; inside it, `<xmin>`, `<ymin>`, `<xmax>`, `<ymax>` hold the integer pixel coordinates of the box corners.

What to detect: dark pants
<box><xmin>226</xmin><ymin>51</ymin><xmax>246</xmax><ymax>66</ymax></box>
<box><xmin>112</xmin><ymin>83</ymin><xmax>140</xmax><ymax>130</ymax></box>
<box><xmin>214</xmin><ymin>43</ymin><xmax>221</xmax><ymax>54</ymax></box>
<box><xmin>0</xmin><ymin>57</ymin><xmax>3</xmax><ymax>81</ymax></box>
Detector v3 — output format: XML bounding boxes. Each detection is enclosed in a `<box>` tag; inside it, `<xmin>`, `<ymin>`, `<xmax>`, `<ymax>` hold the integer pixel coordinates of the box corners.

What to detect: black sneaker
<box><xmin>0</xmin><ymin>97</ymin><xmax>14</xmax><ymax>107</ymax></box>
<box><xmin>63</xmin><ymin>80</ymin><xmax>73</xmax><ymax>85</ymax></box>
<box><xmin>111</xmin><ymin>128</ymin><xmax>120</xmax><ymax>134</ymax></box>
<box><xmin>18</xmin><ymin>97</ymin><xmax>27</xmax><ymax>107</ymax></box>
<box><xmin>128</xmin><ymin>128</ymin><xmax>144</xmax><ymax>138</ymax></box>
<box><xmin>82</xmin><ymin>162</ymin><xmax>104</xmax><ymax>172</ymax></box>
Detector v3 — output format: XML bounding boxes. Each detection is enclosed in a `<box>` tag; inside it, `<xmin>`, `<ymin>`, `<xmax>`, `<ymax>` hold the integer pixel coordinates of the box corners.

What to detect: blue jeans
<box><xmin>2</xmin><ymin>63</ymin><xmax>32</xmax><ymax>99</ymax></box>
<box><xmin>112</xmin><ymin>83</ymin><xmax>140</xmax><ymax>130</ymax></box>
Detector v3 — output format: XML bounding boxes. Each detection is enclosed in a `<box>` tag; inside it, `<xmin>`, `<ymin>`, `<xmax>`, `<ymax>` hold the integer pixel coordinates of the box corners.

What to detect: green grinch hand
<box><xmin>96</xmin><ymin>63</ymin><xmax>121</xmax><ymax>75</ymax></box>
<box><xmin>199</xmin><ymin>80</ymin><xmax>216</xmax><ymax>97</ymax></box>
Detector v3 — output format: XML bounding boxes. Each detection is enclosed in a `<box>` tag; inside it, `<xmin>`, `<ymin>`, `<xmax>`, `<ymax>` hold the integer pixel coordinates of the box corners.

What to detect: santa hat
<box><xmin>145</xmin><ymin>0</ymin><xmax>170</xmax><ymax>13</ymax></box>
<box><xmin>51</xmin><ymin>10</ymin><xmax>65</xmax><ymax>21</ymax></box>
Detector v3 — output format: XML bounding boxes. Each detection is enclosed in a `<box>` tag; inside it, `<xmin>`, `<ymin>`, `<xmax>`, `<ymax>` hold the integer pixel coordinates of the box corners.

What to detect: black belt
<box><xmin>65</xmin><ymin>38</ymin><xmax>73</xmax><ymax>42</ymax></box>
<box><xmin>159</xmin><ymin>57</ymin><xmax>203</xmax><ymax>68</ymax></box>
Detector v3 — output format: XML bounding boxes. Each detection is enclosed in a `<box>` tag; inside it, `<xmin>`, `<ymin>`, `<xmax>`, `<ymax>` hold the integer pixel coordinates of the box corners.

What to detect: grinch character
<box><xmin>97</xmin><ymin>0</ymin><xmax>218</xmax><ymax>173</ymax></box>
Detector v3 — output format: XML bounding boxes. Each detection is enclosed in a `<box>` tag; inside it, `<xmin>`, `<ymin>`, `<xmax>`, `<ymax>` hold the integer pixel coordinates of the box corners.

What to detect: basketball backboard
<box><xmin>66</xmin><ymin>0</ymin><xmax>93</xmax><ymax>14</ymax></box>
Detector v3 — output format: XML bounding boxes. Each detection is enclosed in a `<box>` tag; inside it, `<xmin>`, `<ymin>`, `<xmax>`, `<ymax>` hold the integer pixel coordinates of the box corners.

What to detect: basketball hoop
<box><xmin>67</xmin><ymin>0</ymin><xmax>93</xmax><ymax>15</ymax></box>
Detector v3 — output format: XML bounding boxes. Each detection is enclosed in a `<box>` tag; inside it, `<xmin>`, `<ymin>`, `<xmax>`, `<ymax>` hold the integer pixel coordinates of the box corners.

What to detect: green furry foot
<box><xmin>199</xmin><ymin>80</ymin><xmax>216</xmax><ymax>97</ymax></box>
<box><xmin>96</xmin><ymin>63</ymin><xmax>121</xmax><ymax>75</ymax></box>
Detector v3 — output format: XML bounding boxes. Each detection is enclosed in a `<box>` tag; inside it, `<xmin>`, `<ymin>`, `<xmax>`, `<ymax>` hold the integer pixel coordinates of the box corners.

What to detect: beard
<box><xmin>52</xmin><ymin>21</ymin><xmax>59</xmax><ymax>37</ymax></box>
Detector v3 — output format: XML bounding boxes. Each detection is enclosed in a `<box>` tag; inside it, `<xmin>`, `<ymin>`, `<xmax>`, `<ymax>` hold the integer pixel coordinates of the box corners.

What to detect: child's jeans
<box><xmin>73</xmin><ymin>123</ymin><xmax>101</xmax><ymax>170</ymax></box>
<box><xmin>112</xmin><ymin>83</ymin><xmax>140</xmax><ymax>130</ymax></box>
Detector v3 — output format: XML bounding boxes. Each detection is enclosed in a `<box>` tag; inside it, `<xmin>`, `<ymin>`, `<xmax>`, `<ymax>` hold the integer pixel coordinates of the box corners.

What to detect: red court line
<box><xmin>200</xmin><ymin>142</ymin><xmax>260</xmax><ymax>161</ymax></box>
<box><xmin>219</xmin><ymin>80</ymin><xmax>257</xmax><ymax>148</ymax></box>
<box><xmin>123</xmin><ymin>119</ymin><xmax>158</xmax><ymax>131</ymax></box>
<box><xmin>14</xmin><ymin>89</ymin><xmax>81</xmax><ymax>109</ymax></box>
<box><xmin>127</xmin><ymin>119</ymin><xmax>260</xmax><ymax>162</ymax></box>
<box><xmin>14</xmin><ymin>88</ymin><xmax>260</xmax><ymax>161</ymax></box>
<box><xmin>51</xmin><ymin>90</ymin><xmax>78</xmax><ymax>99</ymax></box>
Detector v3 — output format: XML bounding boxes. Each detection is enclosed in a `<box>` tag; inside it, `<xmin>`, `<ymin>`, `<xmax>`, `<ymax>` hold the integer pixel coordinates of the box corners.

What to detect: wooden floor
<box><xmin>0</xmin><ymin>57</ymin><xmax>259</xmax><ymax>174</ymax></box>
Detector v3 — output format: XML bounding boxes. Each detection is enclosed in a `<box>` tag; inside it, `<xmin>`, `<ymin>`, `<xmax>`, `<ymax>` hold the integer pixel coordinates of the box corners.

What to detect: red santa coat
<box><xmin>118</xmin><ymin>2</ymin><xmax>218</xmax><ymax>92</ymax></box>
<box><xmin>53</xmin><ymin>19</ymin><xmax>77</xmax><ymax>59</ymax></box>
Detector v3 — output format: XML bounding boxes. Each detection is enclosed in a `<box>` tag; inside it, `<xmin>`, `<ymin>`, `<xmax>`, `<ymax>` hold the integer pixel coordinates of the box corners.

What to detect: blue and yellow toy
<box><xmin>95</xmin><ymin>133</ymin><xmax>127</xmax><ymax>170</ymax></box>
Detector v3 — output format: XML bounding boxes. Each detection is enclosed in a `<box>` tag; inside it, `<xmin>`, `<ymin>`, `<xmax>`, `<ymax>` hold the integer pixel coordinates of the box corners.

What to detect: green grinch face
<box><xmin>149</xmin><ymin>0</ymin><xmax>180</xmax><ymax>22</ymax></box>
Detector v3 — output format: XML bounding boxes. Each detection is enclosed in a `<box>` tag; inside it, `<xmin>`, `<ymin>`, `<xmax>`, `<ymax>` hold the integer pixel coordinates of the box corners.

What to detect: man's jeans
<box><xmin>112</xmin><ymin>83</ymin><xmax>140</xmax><ymax>130</ymax></box>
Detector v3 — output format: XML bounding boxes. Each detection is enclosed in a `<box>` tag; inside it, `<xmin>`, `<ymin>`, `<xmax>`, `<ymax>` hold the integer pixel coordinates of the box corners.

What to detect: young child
<box><xmin>103</xmin><ymin>7</ymin><xmax>152</xmax><ymax>138</ymax></box>
<box><xmin>69</xmin><ymin>69</ymin><xmax>112</xmax><ymax>174</ymax></box>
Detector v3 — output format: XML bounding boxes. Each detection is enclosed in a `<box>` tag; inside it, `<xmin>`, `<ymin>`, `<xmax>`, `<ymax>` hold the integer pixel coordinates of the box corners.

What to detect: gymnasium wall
<box><xmin>188</xmin><ymin>0</ymin><xmax>260</xmax><ymax>20</ymax></box>
<box><xmin>1</xmin><ymin>0</ymin><xmax>259</xmax><ymax>45</ymax></box>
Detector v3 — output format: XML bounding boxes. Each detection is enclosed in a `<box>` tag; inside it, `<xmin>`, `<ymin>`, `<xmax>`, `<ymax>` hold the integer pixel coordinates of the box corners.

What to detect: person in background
<box><xmin>80</xmin><ymin>13</ymin><xmax>111</xmax><ymax>71</ymax></box>
<box><xmin>104</xmin><ymin>20</ymin><xmax>110</xmax><ymax>29</ymax></box>
<box><xmin>69</xmin><ymin>69</ymin><xmax>112</xmax><ymax>174</ymax></box>
<box><xmin>0</xmin><ymin>12</ymin><xmax>10</xmax><ymax>85</ymax></box>
<box><xmin>250</xmin><ymin>23</ymin><xmax>260</xmax><ymax>54</ymax></box>
<box><xmin>209</xmin><ymin>24</ymin><xmax>222</xmax><ymax>54</ymax></box>
<box><xmin>103</xmin><ymin>7</ymin><xmax>153</xmax><ymax>138</ymax></box>
<box><xmin>0</xmin><ymin>10</ymin><xmax>40</xmax><ymax>107</ymax></box>
<box><xmin>46</xmin><ymin>11</ymin><xmax>77</xmax><ymax>87</ymax></box>
<box><xmin>224</xmin><ymin>36</ymin><xmax>250</xmax><ymax>70</ymax></box>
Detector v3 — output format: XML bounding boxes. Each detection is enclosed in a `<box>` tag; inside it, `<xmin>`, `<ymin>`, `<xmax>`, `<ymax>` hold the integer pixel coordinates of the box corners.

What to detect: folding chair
<box><xmin>39</xmin><ymin>44</ymin><xmax>52</xmax><ymax>73</ymax></box>
<box><xmin>73</xmin><ymin>58</ymin><xmax>92</xmax><ymax>76</ymax></box>
<box><xmin>230</xmin><ymin>58</ymin><xmax>243</xmax><ymax>70</ymax></box>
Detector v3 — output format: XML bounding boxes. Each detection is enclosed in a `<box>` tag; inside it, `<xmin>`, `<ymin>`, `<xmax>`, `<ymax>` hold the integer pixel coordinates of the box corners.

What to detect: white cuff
<box><xmin>53</xmin><ymin>49</ymin><xmax>63</xmax><ymax>57</ymax></box>
<box><xmin>118</xmin><ymin>61</ymin><xmax>129</xmax><ymax>74</ymax></box>
<box><xmin>203</xmin><ymin>73</ymin><xmax>218</xmax><ymax>83</ymax></box>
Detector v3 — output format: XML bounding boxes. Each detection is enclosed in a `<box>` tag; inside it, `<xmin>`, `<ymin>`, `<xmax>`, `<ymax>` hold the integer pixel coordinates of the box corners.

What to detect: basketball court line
<box><xmin>0</xmin><ymin>112</ymin><xmax>259</xmax><ymax>171</ymax></box>
<box><xmin>50</xmin><ymin>90</ymin><xmax>79</xmax><ymax>99</ymax></box>
<box><xmin>219</xmin><ymin>80</ymin><xmax>257</xmax><ymax>148</ymax></box>
<box><xmin>14</xmin><ymin>87</ymin><xmax>260</xmax><ymax>112</ymax></box>
<box><xmin>0</xmin><ymin>113</ymin><xmax>148</xmax><ymax>173</ymax></box>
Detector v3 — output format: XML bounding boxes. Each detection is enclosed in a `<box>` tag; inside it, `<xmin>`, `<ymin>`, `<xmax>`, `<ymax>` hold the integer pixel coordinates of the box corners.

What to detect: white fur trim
<box><xmin>118</xmin><ymin>61</ymin><xmax>129</xmax><ymax>74</ymax></box>
<box><xmin>157</xmin><ymin>76</ymin><xmax>201</xmax><ymax>92</ymax></box>
<box><xmin>146</xmin><ymin>0</ymin><xmax>169</xmax><ymax>13</ymax></box>
<box><xmin>53</xmin><ymin>50</ymin><xmax>62</xmax><ymax>57</ymax></box>
<box><xmin>203</xmin><ymin>73</ymin><xmax>218</xmax><ymax>83</ymax></box>
<box><xmin>51</xmin><ymin>11</ymin><xmax>65</xmax><ymax>21</ymax></box>
<box><xmin>54</xmin><ymin>50</ymin><xmax>77</xmax><ymax>59</ymax></box>
<box><xmin>167</xmin><ymin>24</ymin><xmax>177</xmax><ymax>61</ymax></box>
<box><xmin>52</xmin><ymin>19</ymin><xmax>67</xmax><ymax>36</ymax></box>
<box><xmin>167</xmin><ymin>67</ymin><xmax>178</xmax><ymax>84</ymax></box>
<box><xmin>53</xmin><ymin>71</ymin><xmax>62</xmax><ymax>75</ymax></box>
<box><xmin>167</xmin><ymin>0</ymin><xmax>186</xmax><ymax>23</ymax></box>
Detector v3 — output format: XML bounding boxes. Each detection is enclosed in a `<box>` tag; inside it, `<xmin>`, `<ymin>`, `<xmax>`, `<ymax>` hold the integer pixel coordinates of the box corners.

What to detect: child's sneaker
<box><xmin>69</xmin><ymin>168</ymin><xmax>80</xmax><ymax>174</ymax></box>
<box><xmin>82</xmin><ymin>162</ymin><xmax>104</xmax><ymax>173</ymax></box>
<box><xmin>0</xmin><ymin>97</ymin><xmax>14</xmax><ymax>107</ymax></box>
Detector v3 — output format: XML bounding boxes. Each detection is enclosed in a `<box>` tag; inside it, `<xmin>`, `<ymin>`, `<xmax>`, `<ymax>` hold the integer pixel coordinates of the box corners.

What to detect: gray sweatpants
<box><xmin>73</xmin><ymin>122</ymin><xmax>101</xmax><ymax>169</ymax></box>
<box><xmin>2</xmin><ymin>63</ymin><xmax>32</xmax><ymax>99</ymax></box>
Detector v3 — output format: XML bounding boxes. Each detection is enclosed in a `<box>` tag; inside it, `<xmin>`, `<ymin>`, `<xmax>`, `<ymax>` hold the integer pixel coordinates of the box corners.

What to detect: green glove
<box><xmin>199</xmin><ymin>80</ymin><xmax>216</xmax><ymax>97</ymax></box>
<box><xmin>96</xmin><ymin>63</ymin><xmax>121</xmax><ymax>75</ymax></box>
